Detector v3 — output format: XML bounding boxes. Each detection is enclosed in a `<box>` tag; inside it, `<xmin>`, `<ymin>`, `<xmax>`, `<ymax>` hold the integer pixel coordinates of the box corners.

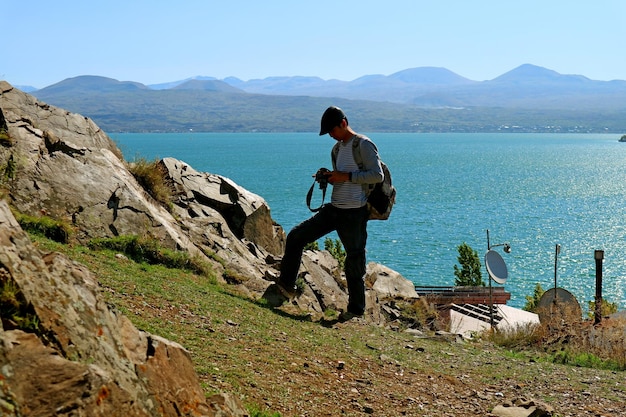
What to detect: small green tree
<box><xmin>324</xmin><ymin>237</ymin><xmax>346</xmax><ymax>269</ymax></box>
<box><xmin>453</xmin><ymin>242</ymin><xmax>484</xmax><ymax>286</ymax></box>
<box><xmin>303</xmin><ymin>238</ymin><xmax>346</xmax><ymax>268</ymax></box>
<box><xmin>587</xmin><ymin>299</ymin><xmax>618</xmax><ymax>319</ymax></box>
<box><xmin>524</xmin><ymin>283</ymin><xmax>545</xmax><ymax>312</ymax></box>
<box><xmin>304</xmin><ymin>241</ymin><xmax>319</xmax><ymax>251</ymax></box>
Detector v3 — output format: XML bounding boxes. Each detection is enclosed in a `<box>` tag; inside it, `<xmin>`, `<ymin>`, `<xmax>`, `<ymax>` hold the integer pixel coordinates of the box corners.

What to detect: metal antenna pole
<box><xmin>486</xmin><ymin>230</ymin><xmax>493</xmax><ymax>328</ymax></box>
<box><xmin>553</xmin><ymin>244</ymin><xmax>560</xmax><ymax>304</ymax></box>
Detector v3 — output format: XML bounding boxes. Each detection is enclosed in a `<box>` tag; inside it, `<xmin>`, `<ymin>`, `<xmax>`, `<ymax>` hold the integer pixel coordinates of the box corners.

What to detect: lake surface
<box><xmin>111</xmin><ymin>132</ymin><xmax>626</xmax><ymax>311</ymax></box>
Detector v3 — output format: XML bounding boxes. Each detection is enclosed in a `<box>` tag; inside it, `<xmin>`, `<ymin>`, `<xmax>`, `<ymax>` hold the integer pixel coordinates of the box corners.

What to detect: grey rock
<box><xmin>491</xmin><ymin>398</ymin><xmax>554</xmax><ymax>417</ymax></box>
<box><xmin>0</xmin><ymin>200</ymin><xmax>252</xmax><ymax>416</ymax></box>
<box><xmin>366</xmin><ymin>262</ymin><xmax>419</xmax><ymax>299</ymax></box>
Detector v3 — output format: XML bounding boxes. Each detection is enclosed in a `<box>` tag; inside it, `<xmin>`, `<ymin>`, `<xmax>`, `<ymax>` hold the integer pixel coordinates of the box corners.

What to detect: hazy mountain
<box><xmin>214</xmin><ymin>64</ymin><xmax>626</xmax><ymax>110</ymax></box>
<box><xmin>387</xmin><ymin>67</ymin><xmax>476</xmax><ymax>85</ymax></box>
<box><xmin>149</xmin><ymin>76</ymin><xmax>217</xmax><ymax>90</ymax></box>
<box><xmin>435</xmin><ymin>64</ymin><xmax>626</xmax><ymax>109</ymax></box>
<box><xmin>37</xmin><ymin>75</ymin><xmax>150</xmax><ymax>95</ymax></box>
<box><xmin>15</xmin><ymin>85</ymin><xmax>38</xmax><ymax>93</ymax></box>
<box><xmin>228</xmin><ymin>75</ymin><xmax>346</xmax><ymax>95</ymax></box>
<box><xmin>171</xmin><ymin>79</ymin><xmax>244</xmax><ymax>93</ymax></box>
<box><xmin>223</xmin><ymin>67</ymin><xmax>475</xmax><ymax>102</ymax></box>
<box><xmin>26</xmin><ymin>65</ymin><xmax>626</xmax><ymax>133</ymax></box>
<box><xmin>490</xmin><ymin>64</ymin><xmax>591</xmax><ymax>84</ymax></box>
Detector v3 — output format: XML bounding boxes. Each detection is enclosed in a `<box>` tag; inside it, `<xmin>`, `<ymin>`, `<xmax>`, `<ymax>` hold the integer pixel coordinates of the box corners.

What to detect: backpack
<box><xmin>332</xmin><ymin>135</ymin><xmax>396</xmax><ymax>220</ymax></box>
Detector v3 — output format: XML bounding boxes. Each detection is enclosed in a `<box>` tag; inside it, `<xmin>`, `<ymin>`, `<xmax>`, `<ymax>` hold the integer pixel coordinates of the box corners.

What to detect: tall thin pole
<box><xmin>594</xmin><ymin>250</ymin><xmax>604</xmax><ymax>325</ymax></box>
<box><xmin>486</xmin><ymin>230</ymin><xmax>493</xmax><ymax>328</ymax></box>
<box><xmin>554</xmin><ymin>244</ymin><xmax>560</xmax><ymax>291</ymax></box>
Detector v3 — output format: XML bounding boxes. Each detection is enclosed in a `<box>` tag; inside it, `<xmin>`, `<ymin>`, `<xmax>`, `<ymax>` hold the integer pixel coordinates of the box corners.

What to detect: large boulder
<box><xmin>161</xmin><ymin>157</ymin><xmax>284</xmax><ymax>256</ymax></box>
<box><xmin>0</xmin><ymin>81</ymin><xmax>198</xmax><ymax>251</ymax></box>
<box><xmin>366</xmin><ymin>262</ymin><xmax>419</xmax><ymax>300</ymax></box>
<box><xmin>160</xmin><ymin>157</ymin><xmax>285</xmax><ymax>283</ymax></box>
<box><xmin>0</xmin><ymin>81</ymin><xmax>283</xmax><ymax>288</ymax></box>
<box><xmin>0</xmin><ymin>200</ymin><xmax>247</xmax><ymax>416</ymax></box>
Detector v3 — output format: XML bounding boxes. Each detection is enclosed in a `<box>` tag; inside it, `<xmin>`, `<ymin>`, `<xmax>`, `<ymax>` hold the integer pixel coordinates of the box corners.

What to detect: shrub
<box><xmin>14</xmin><ymin>211</ymin><xmax>72</xmax><ymax>243</ymax></box>
<box><xmin>2</xmin><ymin>154</ymin><xmax>16</xmax><ymax>181</ymax></box>
<box><xmin>324</xmin><ymin>238</ymin><xmax>345</xmax><ymax>268</ymax></box>
<box><xmin>128</xmin><ymin>157</ymin><xmax>172</xmax><ymax>209</ymax></box>
<box><xmin>453</xmin><ymin>242</ymin><xmax>484</xmax><ymax>286</ymax></box>
<box><xmin>0</xmin><ymin>129</ymin><xmax>13</xmax><ymax>146</ymax></box>
<box><xmin>304</xmin><ymin>241</ymin><xmax>319</xmax><ymax>251</ymax></box>
<box><xmin>397</xmin><ymin>297</ymin><xmax>439</xmax><ymax>330</ymax></box>
<box><xmin>488</xmin><ymin>321</ymin><xmax>543</xmax><ymax>349</ymax></box>
<box><xmin>0</xmin><ymin>278</ymin><xmax>40</xmax><ymax>332</ymax></box>
<box><xmin>304</xmin><ymin>238</ymin><xmax>345</xmax><ymax>267</ymax></box>
<box><xmin>88</xmin><ymin>235</ymin><xmax>212</xmax><ymax>277</ymax></box>
<box><xmin>587</xmin><ymin>299</ymin><xmax>618</xmax><ymax>319</ymax></box>
<box><xmin>524</xmin><ymin>282</ymin><xmax>545</xmax><ymax>312</ymax></box>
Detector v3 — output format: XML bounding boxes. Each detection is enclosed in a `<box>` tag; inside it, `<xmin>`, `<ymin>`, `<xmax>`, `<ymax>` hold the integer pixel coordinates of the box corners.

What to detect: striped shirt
<box><xmin>331</xmin><ymin>138</ymin><xmax>367</xmax><ymax>208</ymax></box>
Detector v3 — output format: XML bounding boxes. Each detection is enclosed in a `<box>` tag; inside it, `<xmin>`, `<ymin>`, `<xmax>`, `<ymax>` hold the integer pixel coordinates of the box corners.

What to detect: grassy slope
<box><xmin>32</xmin><ymin>236</ymin><xmax>626</xmax><ymax>417</ymax></box>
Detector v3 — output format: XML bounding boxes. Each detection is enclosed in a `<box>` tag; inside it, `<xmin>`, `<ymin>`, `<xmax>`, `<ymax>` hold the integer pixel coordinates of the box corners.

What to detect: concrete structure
<box><xmin>447</xmin><ymin>304</ymin><xmax>540</xmax><ymax>337</ymax></box>
<box><xmin>415</xmin><ymin>286</ymin><xmax>539</xmax><ymax>337</ymax></box>
<box><xmin>415</xmin><ymin>286</ymin><xmax>511</xmax><ymax>305</ymax></box>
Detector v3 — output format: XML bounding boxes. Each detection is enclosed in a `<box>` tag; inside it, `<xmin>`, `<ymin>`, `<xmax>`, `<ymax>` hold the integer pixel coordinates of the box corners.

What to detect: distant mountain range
<box><xmin>20</xmin><ymin>64</ymin><xmax>626</xmax><ymax>133</ymax></box>
<box><xmin>215</xmin><ymin>64</ymin><xmax>626</xmax><ymax>110</ymax></box>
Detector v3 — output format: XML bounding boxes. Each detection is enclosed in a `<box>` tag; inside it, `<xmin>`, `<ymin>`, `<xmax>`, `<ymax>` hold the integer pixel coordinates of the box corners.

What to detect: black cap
<box><xmin>319</xmin><ymin>106</ymin><xmax>346</xmax><ymax>135</ymax></box>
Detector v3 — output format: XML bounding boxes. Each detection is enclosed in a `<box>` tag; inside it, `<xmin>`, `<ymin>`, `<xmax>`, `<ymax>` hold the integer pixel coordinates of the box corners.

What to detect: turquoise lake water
<box><xmin>111</xmin><ymin>132</ymin><xmax>626</xmax><ymax>310</ymax></box>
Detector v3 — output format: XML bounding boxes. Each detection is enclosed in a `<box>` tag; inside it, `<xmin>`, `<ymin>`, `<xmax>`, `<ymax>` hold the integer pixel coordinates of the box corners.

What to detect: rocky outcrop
<box><xmin>0</xmin><ymin>200</ymin><xmax>247</xmax><ymax>416</ymax></box>
<box><xmin>159</xmin><ymin>157</ymin><xmax>285</xmax><ymax>282</ymax></box>
<box><xmin>0</xmin><ymin>81</ymin><xmax>421</xmax><ymax>414</ymax></box>
<box><xmin>0</xmin><ymin>81</ymin><xmax>195</xmax><ymax>250</ymax></box>
<box><xmin>0</xmin><ymin>80</ymin><xmax>286</xmax><ymax>289</ymax></box>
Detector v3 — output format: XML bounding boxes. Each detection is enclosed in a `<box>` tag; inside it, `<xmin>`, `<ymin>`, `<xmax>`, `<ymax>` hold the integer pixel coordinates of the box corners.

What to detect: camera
<box><xmin>315</xmin><ymin>167</ymin><xmax>331</xmax><ymax>190</ymax></box>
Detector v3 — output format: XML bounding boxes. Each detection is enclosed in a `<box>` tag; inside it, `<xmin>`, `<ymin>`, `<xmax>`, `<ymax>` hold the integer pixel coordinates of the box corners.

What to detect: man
<box><xmin>276</xmin><ymin>106</ymin><xmax>384</xmax><ymax>320</ymax></box>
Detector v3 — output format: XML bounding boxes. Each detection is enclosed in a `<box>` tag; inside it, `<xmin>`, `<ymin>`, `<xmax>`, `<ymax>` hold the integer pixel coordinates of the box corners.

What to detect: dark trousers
<box><xmin>280</xmin><ymin>204</ymin><xmax>369</xmax><ymax>315</ymax></box>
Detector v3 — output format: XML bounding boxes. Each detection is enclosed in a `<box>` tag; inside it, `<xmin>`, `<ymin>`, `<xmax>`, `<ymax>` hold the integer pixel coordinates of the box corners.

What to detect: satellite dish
<box><xmin>537</xmin><ymin>288</ymin><xmax>582</xmax><ymax>324</ymax></box>
<box><xmin>485</xmin><ymin>249</ymin><xmax>508</xmax><ymax>284</ymax></box>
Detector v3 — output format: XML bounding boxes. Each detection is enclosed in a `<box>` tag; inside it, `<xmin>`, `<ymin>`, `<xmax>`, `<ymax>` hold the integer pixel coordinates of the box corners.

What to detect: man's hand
<box><xmin>327</xmin><ymin>171</ymin><xmax>350</xmax><ymax>184</ymax></box>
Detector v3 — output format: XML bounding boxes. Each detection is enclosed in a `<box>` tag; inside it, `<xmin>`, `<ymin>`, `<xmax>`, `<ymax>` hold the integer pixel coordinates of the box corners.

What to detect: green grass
<box><xmin>126</xmin><ymin>157</ymin><xmax>173</xmax><ymax>210</ymax></box>
<box><xmin>548</xmin><ymin>350</ymin><xmax>624</xmax><ymax>371</ymax></box>
<box><xmin>14</xmin><ymin>211</ymin><xmax>73</xmax><ymax>243</ymax></box>
<box><xmin>28</xmin><ymin>233</ymin><xmax>626</xmax><ymax>416</ymax></box>
<box><xmin>87</xmin><ymin>235</ymin><xmax>213</xmax><ymax>277</ymax></box>
<box><xmin>0</xmin><ymin>130</ymin><xmax>12</xmax><ymax>145</ymax></box>
<box><xmin>0</xmin><ymin>279</ymin><xmax>40</xmax><ymax>332</ymax></box>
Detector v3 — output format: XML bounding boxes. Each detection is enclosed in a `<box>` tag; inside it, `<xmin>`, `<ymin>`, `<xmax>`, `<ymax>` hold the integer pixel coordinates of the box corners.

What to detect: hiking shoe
<box><xmin>338</xmin><ymin>311</ymin><xmax>364</xmax><ymax>323</ymax></box>
<box><xmin>274</xmin><ymin>280</ymin><xmax>299</xmax><ymax>300</ymax></box>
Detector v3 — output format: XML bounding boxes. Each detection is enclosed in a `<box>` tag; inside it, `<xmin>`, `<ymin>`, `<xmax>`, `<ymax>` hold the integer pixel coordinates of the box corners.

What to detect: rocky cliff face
<box><xmin>0</xmin><ymin>200</ymin><xmax>250</xmax><ymax>416</ymax></box>
<box><xmin>0</xmin><ymin>81</ymin><xmax>418</xmax><ymax>415</ymax></box>
<box><xmin>0</xmin><ymin>81</ymin><xmax>280</xmax><ymax>269</ymax></box>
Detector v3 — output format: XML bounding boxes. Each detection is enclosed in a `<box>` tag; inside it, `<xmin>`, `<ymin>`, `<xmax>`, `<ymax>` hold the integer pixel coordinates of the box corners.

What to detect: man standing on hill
<box><xmin>274</xmin><ymin>106</ymin><xmax>384</xmax><ymax>320</ymax></box>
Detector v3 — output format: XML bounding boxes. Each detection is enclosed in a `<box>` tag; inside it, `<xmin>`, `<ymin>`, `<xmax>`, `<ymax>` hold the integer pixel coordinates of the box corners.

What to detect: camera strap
<box><xmin>306</xmin><ymin>180</ymin><xmax>326</xmax><ymax>212</ymax></box>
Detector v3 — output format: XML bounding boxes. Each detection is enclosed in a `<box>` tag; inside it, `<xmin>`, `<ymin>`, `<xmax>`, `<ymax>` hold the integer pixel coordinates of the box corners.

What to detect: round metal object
<box><xmin>537</xmin><ymin>287</ymin><xmax>582</xmax><ymax>324</ymax></box>
<box><xmin>485</xmin><ymin>249</ymin><xmax>508</xmax><ymax>284</ymax></box>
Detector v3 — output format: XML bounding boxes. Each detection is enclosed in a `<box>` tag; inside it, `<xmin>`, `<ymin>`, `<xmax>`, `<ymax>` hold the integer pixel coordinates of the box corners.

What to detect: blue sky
<box><xmin>4</xmin><ymin>0</ymin><xmax>625</xmax><ymax>88</ymax></box>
